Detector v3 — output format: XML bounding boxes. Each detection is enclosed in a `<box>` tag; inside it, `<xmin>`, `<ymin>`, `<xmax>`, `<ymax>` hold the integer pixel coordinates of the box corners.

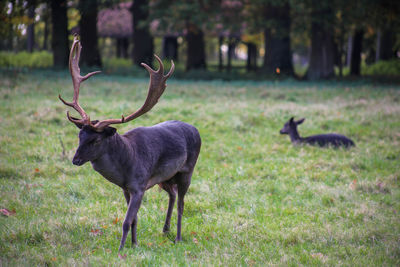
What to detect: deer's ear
<box><xmin>296</xmin><ymin>118</ymin><xmax>305</xmax><ymax>125</ymax></box>
<box><xmin>103</xmin><ymin>126</ymin><xmax>117</xmax><ymax>137</ymax></box>
<box><xmin>289</xmin><ymin>117</ymin><xmax>295</xmax><ymax>123</ymax></box>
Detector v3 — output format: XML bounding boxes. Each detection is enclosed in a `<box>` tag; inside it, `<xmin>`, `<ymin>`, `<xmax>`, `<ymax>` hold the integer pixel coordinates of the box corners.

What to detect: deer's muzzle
<box><xmin>72</xmin><ymin>156</ymin><xmax>85</xmax><ymax>166</ymax></box>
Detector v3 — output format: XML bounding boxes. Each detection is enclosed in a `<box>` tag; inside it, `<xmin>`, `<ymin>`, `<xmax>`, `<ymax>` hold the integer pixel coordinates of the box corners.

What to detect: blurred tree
<box><xmin>349</xmin><ymin>29</ymin><xmax>363</xmax><ymax>75</ymax></box>
<box><xmin>96</xmin><ymin>1</ymin><xmax>132</xmax><ymax>59</ymax></box>
<box><xmin>162</xmin><ymin>36</ymin><xmax>178</xmax><ymax>61</ymax></box>
<box><xmin>242</xmin><ymin>33</ymin><xmax>263</xmax><ymax>72</ymax></box>
<box><xmin>78</xmin><ymin>0</ymin><xmax>102</xmax><ymax>67</ymax></box>
<box><xmin>131</xmin><ymin>0</ymin><xmax>153</xmax><ymax>67</ymax></box>
<box><xmin>50</xmin><ymin>0</ymin><xmax>69</xmax><ymax>67</ymax></box>
<box><xmin>306</xmin><ymin>0</ymin><xmax>335</xmax><ymax>80</ymax></box>
<box><xmin>149</xmin><ymin>0</ymin><xmax>216</xmax><ymax>71</ymax></box>
<box><xmin>263</xmin><ymin>1</ymin><xmax>293</xmax><ymax>75</ymax></box>
<box><xmin>217</xmin><ymin>0</ymin><xmax>244</xmax><ymax>72</ymax></box>
<box><xmin>245</xmin><ymin>0</ymin><xmax>293</xmax><ymax>75</ymax></box>
<box><xmin>370</xmin><ymin>0</ymin><xmax>400</xmax><ymax>61</ymax></box>
<box><xmin>40</xmin><ymin>3</ymin><xmax>50</xmax><ymax>50</ymax></box>
<box><xmin>0</xmin><ymin>1</ymin><xmax>14</xmax><ymax>50</ymax></box>
<box><xmin>27</xmin><ymin>0</ymin><xmax>36</xmax><ymax>52</ymax></box>
<box><xmin>0</xmin><ymin>1</ymin><xmax>28</xmax><ymax>51</ymax></box>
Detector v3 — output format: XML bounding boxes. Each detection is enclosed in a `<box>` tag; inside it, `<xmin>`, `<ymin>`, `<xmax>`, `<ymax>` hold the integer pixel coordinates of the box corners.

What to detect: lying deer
<box><xmin>279</xmin><ymin>117</ymin><xmax>355</xmax><ymax>148</ymax></box>
<box><xmin>59</xmin><ymin>36</ymin><xmax>201</xmax><ymax>251</ymax></box>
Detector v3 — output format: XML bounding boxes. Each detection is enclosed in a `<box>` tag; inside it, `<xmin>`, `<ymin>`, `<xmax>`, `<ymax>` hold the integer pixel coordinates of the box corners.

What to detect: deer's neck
<box><xmin>91</xmin><ymin>133</ymin><xmax>135</xmax><ymax>188</ymax></box>
<box><xmin>289</xmin><ymin>128</ymin><xmax>302</xmax><ymax>144</ymax></box>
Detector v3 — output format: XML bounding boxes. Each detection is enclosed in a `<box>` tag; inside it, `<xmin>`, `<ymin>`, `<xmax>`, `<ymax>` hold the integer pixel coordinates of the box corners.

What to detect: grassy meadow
<box><xmin>0</xmin><ymin>70</ymin><xmax>399</xmax><ymax>266</ymax></box>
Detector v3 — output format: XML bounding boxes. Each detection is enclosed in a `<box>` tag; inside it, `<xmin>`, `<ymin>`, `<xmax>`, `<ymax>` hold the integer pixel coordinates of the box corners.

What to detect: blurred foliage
<box><xmin>0</xmin><ymin>51</ymin><xmax>52</xmax><ymax>68</ymax></box>
<box><xmin>1</xmin><ymin>50</ymin><xmax>399</xmax><ymax>78</ymax></box>
<box><xmin>362</xmin><ymin>59</ymin><xmax>400</xmax><ymax>77</ymax></box>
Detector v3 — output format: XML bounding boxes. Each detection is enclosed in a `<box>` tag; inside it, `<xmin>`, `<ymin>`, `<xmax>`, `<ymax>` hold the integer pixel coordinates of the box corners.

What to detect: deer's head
<box><xmin>60</xmin><ymin>35</ymin><xmax>174</xmax><ymax>165</ymax></box>
<box><xmin>279</xmin><ymin>117</ymin><xmax>305</xmax><ymax>135</ymax></box>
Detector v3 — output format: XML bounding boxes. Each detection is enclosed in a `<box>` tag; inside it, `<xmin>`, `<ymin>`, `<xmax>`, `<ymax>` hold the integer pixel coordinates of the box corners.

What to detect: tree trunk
<box><xmin>186</xmin><ymin>25</ymin><xmax>206</xmax><ymax>71</ymax></box>
<box><xmin>262</xmin><ymin>2</ymin><xmax>293</xmax><ymax>75</ymax></box>
<box><xmin>51</xmin><ymin>0</ymin><xmax>69</xmax><ymax>67</ymax></box>
<box><xmin>78</xmin><ymin>0</ymin><xmax>102</xmax><ymax>67</ymax></box>
<box><xmin>162</xmin><ymin>36</ymin><xmax>178</xmax><ymax>61</ymax></box>
<box><xmin>27</xmin><ymin>1</ymin><xmax>35</xmax><ymax>52</ymax></box>
<box><xmin>307</xmin><ymin>4</ymin><xmax>335</xmax><ymax>80</ymax></box>
<box><xmin>43</xmin><ymin>4</ymin><xmax>49</xmax><ymax>50</ymax></box>
<box><xmin>131</xmin><ymin>0</ymin><xmax>153</xmax><ymax>67</ymax></box>
<box><xmin>218</xmin><ymin>35</ymin><xmax>223</xmax><ymax>72</ymax></box>
<box><xmin>227</xmin><ymin>37</ymin><xmax>237</xmax><ymax>72</ymax></box>
<box><xmin>376</xmin><ymin>28</ymin><xmax>394</xmax><ymax>61</ymax></box>
<box><xmin>350</xmin><ymin>29</ymin><xmax>364</xmax><ymax>76</ymax></box>
<box><xmin>246</xmin><ymin>43</ymin><xmax>257</xmax><ymax>72</ymax></box>
<box><xmin>116</xmin><ymin>38</ymin><xmax>129</xmax><ymax>58</ymax></box>
<box><xmin>346</xmin><ymin>35</ymin><xmax>353</xmax><ymax>67</ymax></box>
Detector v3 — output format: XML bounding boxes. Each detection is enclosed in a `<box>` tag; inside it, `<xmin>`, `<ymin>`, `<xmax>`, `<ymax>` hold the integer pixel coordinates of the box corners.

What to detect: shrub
<box><xmin>362</xmin><ymin>59</ymin><xmax>400</xmax><ymax>76</ymax></box>
<box><xmin>0</xmin><ymin>51</ymin><xmax>53</xmax><ymax>68</ymax></box>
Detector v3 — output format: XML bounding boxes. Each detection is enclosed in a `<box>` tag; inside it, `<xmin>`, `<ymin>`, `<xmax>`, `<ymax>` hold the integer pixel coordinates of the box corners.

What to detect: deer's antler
<box><xmin>59</xmin><ymin>35</ymin><xmax>101</xmax><ymax>126</ymax></box>
<box><xmin>60</xmin><ymin>35</ymin><xmax>174</xmax><ymax>132</ymax></box>
<box><xmin>91</xmin><ymin>55</ymin><xmax>174</xmax><ymax>131</ymax></box>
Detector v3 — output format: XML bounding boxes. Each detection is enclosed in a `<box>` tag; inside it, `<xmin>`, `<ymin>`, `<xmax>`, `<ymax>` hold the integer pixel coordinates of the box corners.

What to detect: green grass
<box><xmin>1</xmin><ymin>70</ymin><xmax>399</xmax><ymax>266</ymax></box>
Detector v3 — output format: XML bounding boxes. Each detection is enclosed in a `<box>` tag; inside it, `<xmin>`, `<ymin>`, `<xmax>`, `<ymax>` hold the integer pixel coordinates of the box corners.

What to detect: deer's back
<box><xmin>123</xmin><ymin>121</ymin><xmax>201</xmax><ymax>179</ymax></box>
<box><xmin>303</xmin><ymin>133</ymin><xmax>355</xmax><ymax>148</ymax></box>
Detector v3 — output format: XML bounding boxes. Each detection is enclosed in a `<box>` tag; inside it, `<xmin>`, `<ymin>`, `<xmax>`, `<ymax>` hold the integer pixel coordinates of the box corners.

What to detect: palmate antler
<box><xmin>59</xmin><ymin>35</ymin><xmax>174</xmax><ymax>132</ymax></box>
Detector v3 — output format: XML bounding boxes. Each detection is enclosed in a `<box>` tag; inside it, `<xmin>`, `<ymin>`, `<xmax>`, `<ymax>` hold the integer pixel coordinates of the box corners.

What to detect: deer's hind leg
<box><xmin>174</xmin><ymin>171</ymin><xmax>193</xmax><ymax>243</ymax></box>
<box><xmin>159</xmin><ymin>182</ymin><xmax>177</xmax><ymax>233</ymax></box>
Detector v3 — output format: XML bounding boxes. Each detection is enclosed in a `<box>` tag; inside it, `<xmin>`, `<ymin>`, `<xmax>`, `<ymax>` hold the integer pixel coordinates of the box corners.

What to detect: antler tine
<box><xmin>92</xmin><ymin>55</ymin><xmax>174</xmax><ymax>131</ymax></box>
<box><xmin>59</xmin><ymin>35</ymin><xmax>101</xmax><ymax>126</ymax></box>
<box><xmin>164</xmin><ymin>60</ymin><xmax>175</xmax><ymax>79</ymax></box>
<box><xmin>154</xmin><ymin>54</ymin><xmax>164</xmax><ymax>74</ymax></box>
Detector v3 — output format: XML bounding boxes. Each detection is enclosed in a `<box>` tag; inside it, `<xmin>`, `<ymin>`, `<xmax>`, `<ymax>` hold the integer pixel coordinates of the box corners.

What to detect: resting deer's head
<box><xmin>279</xmin><ymin>117</ymin><xmax>305</xmax><ymax>135</ymax></box>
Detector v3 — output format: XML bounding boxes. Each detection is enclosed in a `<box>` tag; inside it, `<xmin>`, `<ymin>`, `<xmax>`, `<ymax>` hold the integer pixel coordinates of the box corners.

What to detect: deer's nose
<box><xmin>72</xmin><ymin>156</ymin><xmax>84</xmax><ymax>166</ymax></box>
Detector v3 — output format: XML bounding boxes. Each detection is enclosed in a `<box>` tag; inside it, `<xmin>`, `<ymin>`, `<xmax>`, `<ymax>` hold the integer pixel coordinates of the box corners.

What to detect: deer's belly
<box><xmin>145</xmin><ymin>157</ymin><xmax>186</xmax><ymax>190</ymax></box>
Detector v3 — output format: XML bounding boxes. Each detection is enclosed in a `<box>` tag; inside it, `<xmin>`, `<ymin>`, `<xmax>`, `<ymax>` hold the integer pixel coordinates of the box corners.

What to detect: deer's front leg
<box><xmin>123</xmin><ymin>190</ymin><xmax>137</xmax><ymax>245</ymax></box>
<box><xmin>119</xmin><ymin>189</ymin><xmax>144</xmax><ymax>251</ymax></box>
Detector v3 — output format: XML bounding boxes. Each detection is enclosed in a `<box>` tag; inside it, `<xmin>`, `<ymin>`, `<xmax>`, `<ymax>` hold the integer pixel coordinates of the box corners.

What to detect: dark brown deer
<box><xmin>279</xmin><ymin>117</ymin><xmax>355</xmax><ymax>148</ymax></box>
<box><xmin>59</xmin><ymin>36</ymin><xmax>201</xmax><ymax>251</ymax></box>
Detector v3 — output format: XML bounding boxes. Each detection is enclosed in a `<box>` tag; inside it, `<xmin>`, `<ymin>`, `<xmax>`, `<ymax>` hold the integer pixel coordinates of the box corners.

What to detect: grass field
<box><xmin>0</xmin><ymin>70</ymin><xmax>399</xmax><ymax>266</ymax></box>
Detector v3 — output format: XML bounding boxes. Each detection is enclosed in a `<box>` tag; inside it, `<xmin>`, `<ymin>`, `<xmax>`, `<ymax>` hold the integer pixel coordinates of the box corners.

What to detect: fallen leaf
<box><xmin>147</xmin><ymin>242</ymin><xmax>153</xmax><ymax>247</ymax></box>
<box><xmin>1</xmin><ymin>208</ymin><xmax>16</xmax><ymax>217</ymax></box>
<box><xmin>118</xmin><ymin>253</ymin><xmax>127</xmax><ymax>260</ymax></box>
<box><xmin>51</xmin><ymin>257</ymin><xmax>57</xmax><ymax>261</ymax></box>
<box><xmin>102</xmin><ymin>225</ymin><xmax>108</xmax><ymax>229</ymax></box>
<box><xmin>34</xmin><ymin>168</ymin><xmax>40</xmax><ymax>173</ymax></box>
<box><xmin>190</xmin><ymin>231</ymin><xmax>197</xmax><ymax>236</ymax></box>
<box><xmin>237</xmin><ymin>146</ymin><xmax>243</xmax><ymax>151</ymax></box>
<box><xmin>311</xmin><ymin>252</ymin><xmax>327</xmax><ymax>262</ymax></box>
<box><xmin>90</xmin><ymin>229</ymin><xmax>103</xmax><ymax>237</ymax></box>
<box><xmin>349</xmin><ymin>179</ymin><xmax>357</xmax><ymax>190</ymax></box>
<box><xmin>113</xmin><ymin>217</ymin><xmax>120</xmax><ymax>225</ymax></box>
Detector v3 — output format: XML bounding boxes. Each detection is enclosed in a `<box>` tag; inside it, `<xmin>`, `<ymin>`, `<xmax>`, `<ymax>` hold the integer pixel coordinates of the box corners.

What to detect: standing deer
<box><xmin>279</xmin><ymin>117</ymin><xmax>355</xmax><ymax>148</ymax></box>
<box><xmin>59</xmin><ymin>36</ymin><xmax>201</xmax><ymax>251</ymax></box>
